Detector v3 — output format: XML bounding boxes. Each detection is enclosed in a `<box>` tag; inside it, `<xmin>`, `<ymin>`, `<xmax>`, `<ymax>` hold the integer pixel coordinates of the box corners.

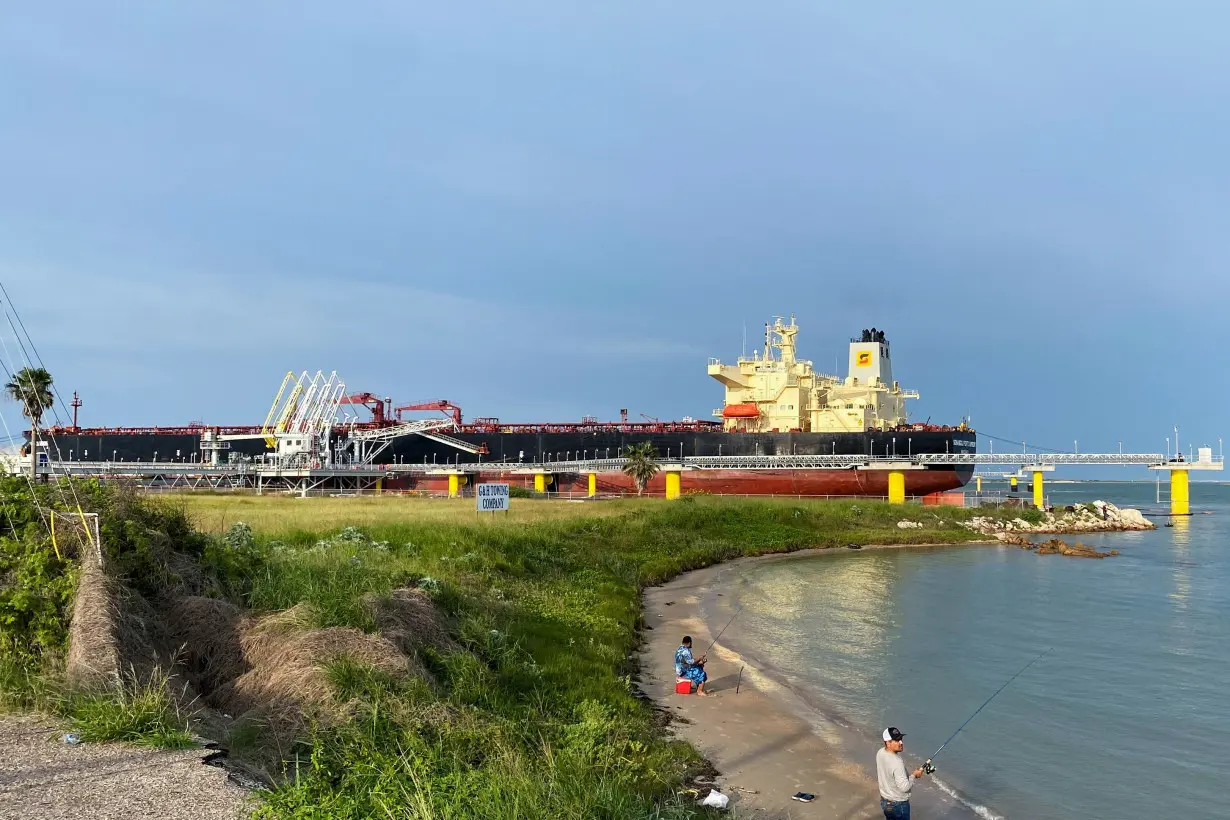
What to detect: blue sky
<box><xmin>2</xmin><ymin>2</ymin><xmax>1227</xmax><ymax>464</ymax></box>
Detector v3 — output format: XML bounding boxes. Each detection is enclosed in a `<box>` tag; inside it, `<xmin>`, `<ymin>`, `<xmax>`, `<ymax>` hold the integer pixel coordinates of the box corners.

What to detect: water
<box><xmin>714</xmin><ymin>482</ymin><xmax>1230</xmax><ymax>820</ymax></box>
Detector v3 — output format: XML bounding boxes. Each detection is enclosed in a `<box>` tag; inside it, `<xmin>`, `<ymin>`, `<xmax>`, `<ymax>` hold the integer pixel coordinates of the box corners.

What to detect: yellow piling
<box><xmin>447</xmin><ymin>474</ymin><xmax>460</xmax><ymax>498</ymax></box>
<box><xmin>975</xmin><ymin>476</ymin><xmax>982</xmax><ymax>494</ymax></box>
<box><xmin>888</xmin><ymin>470</ymin><xmax>906</xmax><ymax>504</ymax></box>
<box><xmin>665</xmin><ymin>470</ymin><xmax>681</xmax><ymax>500</ymax></box>
<box><xmin>1032</xmin><ymin>470</ymin><xmax>1044</xmax><ymax>510</ymax></box>
<box><xmin>375</xmin><ymin>478</ymin><xmax>383</xmax><ymax>493</ymax></box>
<box><xmin>588</xmin><ymin>473</ymin><xmax>597</xmax><ymax>497</ymax></box>
<box><xmin>533</xmin><ymin>473</ymin><xmax>546</xmax><ymax>493</ymax></box>
<box><xmin>1010</xmin><ymin>476</ymin><xmax>1018</xmax><ymax>492</ymax></box>
<box><xmin>1170</xmin><ymin>469</ymin><xmax>1189</xmax><ymax>515</ymax></box>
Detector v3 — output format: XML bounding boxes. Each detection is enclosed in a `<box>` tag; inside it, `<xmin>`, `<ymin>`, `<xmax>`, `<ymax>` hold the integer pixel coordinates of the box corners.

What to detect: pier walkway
<box><xmin>37</xmin><ymin>451</ymin><xmax>1222</xmax><ymax>512</ymax></box>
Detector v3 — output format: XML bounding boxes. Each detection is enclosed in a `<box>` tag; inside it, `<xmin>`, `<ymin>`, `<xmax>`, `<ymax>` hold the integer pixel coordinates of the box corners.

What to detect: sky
<box><xmin>2</xmin><ymin>2</ymin><xmax>1228</xmax><ymax>467</ymax></box>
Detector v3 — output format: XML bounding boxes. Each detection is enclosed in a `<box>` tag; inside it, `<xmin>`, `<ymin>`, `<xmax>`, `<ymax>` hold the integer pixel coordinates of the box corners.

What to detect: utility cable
<box><xmin>0</xmin><ymin>286</ymin><xmax>99</xmax><ymax>559</ymax></box>
<box><xmin>975</xmin><ymin>430</ymin><xmax>1073</xmax><ymax>454</ymax></box>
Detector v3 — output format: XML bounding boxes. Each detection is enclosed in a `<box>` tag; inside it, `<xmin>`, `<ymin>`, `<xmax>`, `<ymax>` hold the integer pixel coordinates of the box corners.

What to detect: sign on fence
<box><xmin>476</xmin><ymin>482</ymin><xmax>510</xmax><ymax>513</ymax></box>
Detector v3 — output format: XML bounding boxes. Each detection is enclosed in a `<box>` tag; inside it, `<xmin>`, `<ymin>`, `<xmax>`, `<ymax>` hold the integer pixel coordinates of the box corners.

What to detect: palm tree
<box><xmin>5</xmin><ymin>367</ymin><xmax>54</xmax><ymax>478</ymax></box>
<box><xmin>621</xmin><ymin>441</ymin><xmax>660</xmax><ymax>496</ymax></box>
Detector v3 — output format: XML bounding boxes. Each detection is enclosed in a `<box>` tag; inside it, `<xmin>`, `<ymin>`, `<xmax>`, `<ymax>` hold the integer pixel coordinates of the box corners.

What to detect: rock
<box><xmin>963</xmin><ymin>500</ymin><xmax>1154</xmax><ymax>535</ymax></box>
<box><xmin>1016</xmin><ymin>536</ymin><xmax>1118</xmax><ymax>558</ymax></box>
<box><xmin>896</xmin><ymin>521</ymin><xmax>923</xmax><ymax>529</ymax></box>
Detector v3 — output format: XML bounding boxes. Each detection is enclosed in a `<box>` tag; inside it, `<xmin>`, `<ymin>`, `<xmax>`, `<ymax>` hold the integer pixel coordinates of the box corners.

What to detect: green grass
<box><xmin>64</xmin><ymin>668</ymin><xmax>197</xmax><ymax>749</ymax></box>
<box><xmin>178</xmin><ymin>493</ymin><xmax>655</xmax><ymax>535</ymax></box>
<box><xmin>1</xmin><ymin>656</ymin><xmax>195</xmax><ymax>749</ymax></box>
<box><xmin>2</xmin><ymin>483</ymin><xmax>1008</xmax><ymax>818</ymax></box>
<box><xmin>185</xmin><ymin>494</ymin><xmax>993</xmax><ymax>819</ymax></box>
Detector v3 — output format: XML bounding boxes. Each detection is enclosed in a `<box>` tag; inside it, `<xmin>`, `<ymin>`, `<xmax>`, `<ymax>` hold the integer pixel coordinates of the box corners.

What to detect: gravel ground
<box><xmin>0</xmin><ymin>716</ymin><xmax>255</xmax><ymax>820</ymax></box>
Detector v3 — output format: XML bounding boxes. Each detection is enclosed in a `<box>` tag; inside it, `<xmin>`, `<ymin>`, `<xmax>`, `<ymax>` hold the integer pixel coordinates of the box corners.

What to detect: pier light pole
<box><xmin>69</xmin><ymin>450</ymin><xmax>73</xmax><ymax>461</ymax></box>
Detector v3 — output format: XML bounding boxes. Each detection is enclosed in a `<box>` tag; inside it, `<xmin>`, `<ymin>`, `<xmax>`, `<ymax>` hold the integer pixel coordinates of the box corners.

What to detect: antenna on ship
<box><xmin>742</xmin><ymin>320</ymin><xmax>746</xmax><ymax>360</ymax></box>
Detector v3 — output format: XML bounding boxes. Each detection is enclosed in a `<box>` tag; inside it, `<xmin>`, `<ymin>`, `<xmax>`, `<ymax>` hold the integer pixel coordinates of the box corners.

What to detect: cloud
<box><xmin>4</xmin><ymin>259</ymin><xmax>697</xmax><ymax>365</ymax></box>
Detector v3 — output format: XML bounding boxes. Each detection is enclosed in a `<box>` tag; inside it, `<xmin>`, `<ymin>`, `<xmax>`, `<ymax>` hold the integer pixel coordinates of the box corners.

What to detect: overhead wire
<box><xmin>975</xmin><ymin>430</ymin><xmax>1073</xmax><ymax>454</ymax></box>
<box><xmin>0</xmin><ymin>322</ymin><xmax>53</xmax><ymax>533</ymax></box>
<box><xmin>0</xmin><ymin>283</ymin><xmax>99</xmax><ymax>559</ymax></box>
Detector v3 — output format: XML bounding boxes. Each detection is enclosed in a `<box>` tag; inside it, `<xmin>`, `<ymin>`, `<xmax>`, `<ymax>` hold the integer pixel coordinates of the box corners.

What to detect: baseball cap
<box><xmin>882</xmin><ymin>727</ymin><xmax>905</xmax><ymax>742</ymax></box>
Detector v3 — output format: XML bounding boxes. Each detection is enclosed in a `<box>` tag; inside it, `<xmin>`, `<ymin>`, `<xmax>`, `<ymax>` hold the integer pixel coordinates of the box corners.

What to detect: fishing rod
<box><xmin>922</xmin><ymin>647</ymin><xmax>1052</xmax><ymax>774</ymax></box>
<box><xmin>702</xmin><ymin>606</ymin><xmax>744</xmax><ymax>657</ymax></box>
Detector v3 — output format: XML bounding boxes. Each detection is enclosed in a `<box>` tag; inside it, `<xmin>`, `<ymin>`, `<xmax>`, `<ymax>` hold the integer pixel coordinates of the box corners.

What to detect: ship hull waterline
<box><xmin>401</xmin><ymin>466</ymin><xmax>973</xmax><ymax>498</ymax></box>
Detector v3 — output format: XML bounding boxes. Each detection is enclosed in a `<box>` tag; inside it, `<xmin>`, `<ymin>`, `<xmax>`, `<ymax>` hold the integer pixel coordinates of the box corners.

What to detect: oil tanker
<box><xmin>32</xmin><ymin>317</ymin><xmax>975</xmax><ymax>497</ymax></box>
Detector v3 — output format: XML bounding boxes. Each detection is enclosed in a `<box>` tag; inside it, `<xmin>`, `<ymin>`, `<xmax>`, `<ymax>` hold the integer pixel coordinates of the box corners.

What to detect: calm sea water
<box><xmin>714</xmin><ymin>481</ymin><xmax>1229</xmax><ymax>820</ymax></box>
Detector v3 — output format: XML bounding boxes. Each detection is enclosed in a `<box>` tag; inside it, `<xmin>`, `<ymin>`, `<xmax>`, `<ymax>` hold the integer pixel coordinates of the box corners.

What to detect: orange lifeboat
<box><xmin>721</xmin><ymin>403</ymin><xmax>760</xmax><ymax>418</ymax></box>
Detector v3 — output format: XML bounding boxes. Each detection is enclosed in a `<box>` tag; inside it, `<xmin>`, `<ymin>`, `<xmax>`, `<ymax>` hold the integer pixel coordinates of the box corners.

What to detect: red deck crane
<box><xmin>394</xmin><ymin>399</ymin><xmax>463</xmax><ymax>427</ymax></box>
<box><xmin>339</xmin><ymin>392</ymin><xmax>390</xmax><ymax>425</ymax></box>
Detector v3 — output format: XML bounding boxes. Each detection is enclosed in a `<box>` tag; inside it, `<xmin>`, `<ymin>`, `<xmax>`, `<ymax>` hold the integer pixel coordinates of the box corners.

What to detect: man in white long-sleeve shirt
<box><xmin>876</xmin><ymin>726</ymin><xmax>925</xmax><ymax>819</ymax></box>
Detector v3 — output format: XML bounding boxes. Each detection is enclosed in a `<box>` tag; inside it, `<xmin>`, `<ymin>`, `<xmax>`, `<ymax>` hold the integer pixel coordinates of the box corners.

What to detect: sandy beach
<box><xmin>638</xmin><ymin>544</ymin><xmax>986</xmax><ymax>819</ymax></box>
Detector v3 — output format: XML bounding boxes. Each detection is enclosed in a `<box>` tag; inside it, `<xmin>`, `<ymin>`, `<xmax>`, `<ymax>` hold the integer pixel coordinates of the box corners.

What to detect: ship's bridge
<box><xmin>711</xmin><ymin>318</ymin><xmax>919</xmax><ymax>434</ymax></box>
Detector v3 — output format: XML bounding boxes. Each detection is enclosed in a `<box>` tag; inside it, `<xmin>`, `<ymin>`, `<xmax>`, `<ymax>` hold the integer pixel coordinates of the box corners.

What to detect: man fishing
<box><xmin>674</xmin><ymin>636</ymin><xmax>709</xmax><ymax>696</ymax></box>
<box><xmin>876</xmin><ymin>726</ymin><xmax>925</xmax><ymax>819</ymax></box>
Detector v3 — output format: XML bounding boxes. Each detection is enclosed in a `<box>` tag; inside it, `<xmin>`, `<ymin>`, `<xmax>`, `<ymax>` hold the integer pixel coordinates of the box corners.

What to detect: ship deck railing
<box><xmin>28</xmin><ymin>452</ymin><xmax>1220</xmax><ymax>479</ymax></box>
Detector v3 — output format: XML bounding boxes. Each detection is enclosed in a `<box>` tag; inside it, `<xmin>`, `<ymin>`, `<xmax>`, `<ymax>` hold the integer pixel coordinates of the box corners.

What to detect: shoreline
<box><xmin>638</xmin><ymin>542</ymin><xmax>991</xmax><ymax>819</ymax></box>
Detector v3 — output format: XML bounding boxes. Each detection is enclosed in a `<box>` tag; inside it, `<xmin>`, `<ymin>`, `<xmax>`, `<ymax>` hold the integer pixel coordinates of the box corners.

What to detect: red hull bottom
<box><xmin>395</xmin><ymin>468</ymin><xmax>972</xmax><ymax>498</ymax></box>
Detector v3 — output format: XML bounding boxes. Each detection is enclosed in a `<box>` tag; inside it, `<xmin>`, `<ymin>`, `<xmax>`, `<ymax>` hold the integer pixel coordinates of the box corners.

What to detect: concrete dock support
<box><xmin>1170</xmin><ymin>469</ymin><xmax>1190</xmax><ymax>515</ymax></box>
<box><xmin>1032</xmin><ymin>470</ymin><xmax>1045</xmax><ymax>510</ymax></box>
<box><xmin>888</xmin><ymin>470</ymin><xmax>906</xmax><ymax>504</ymax></box>
<box><xmin>665</xmin><ymin>470</ymin><xmax>681</xmax><ymax>500</ymax></box>
<box><xmin>588</xmin><ymin>473</ymin><xmax>597</xmax><ymax>497</ymax></box>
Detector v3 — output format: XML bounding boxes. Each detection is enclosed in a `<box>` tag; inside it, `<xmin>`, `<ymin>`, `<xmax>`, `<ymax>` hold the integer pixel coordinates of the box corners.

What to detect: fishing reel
<box><xmin>922</xmin><ymin>760</ymin><xmax>936</xmax><ymax>775</ymax></box>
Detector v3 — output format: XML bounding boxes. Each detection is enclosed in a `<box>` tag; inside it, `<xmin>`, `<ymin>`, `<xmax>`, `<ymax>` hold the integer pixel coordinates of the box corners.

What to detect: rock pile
<box><xmin>963</xmin><ymin>500</ymin><xmax>1153</xmax><ymax>535</ymax></box>
<box><xmin>999</xmin><ymin>534</ymin><xmax>1119</xmax><ymax>558</ymax></box>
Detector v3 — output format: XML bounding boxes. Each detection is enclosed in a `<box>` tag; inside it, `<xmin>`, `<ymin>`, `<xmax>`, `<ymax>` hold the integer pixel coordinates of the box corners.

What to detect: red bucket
<box><xmin>675</xmin><ymin>679</ymin><xmax>692</xmax><ymax>695</ymax></box>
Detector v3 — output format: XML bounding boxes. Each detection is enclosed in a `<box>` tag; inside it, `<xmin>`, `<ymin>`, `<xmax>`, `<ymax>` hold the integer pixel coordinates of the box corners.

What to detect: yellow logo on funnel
<box><xmin>856</xmin><ymin>351</ymin><xmax>872</xmax><ymax>367</ymax></box>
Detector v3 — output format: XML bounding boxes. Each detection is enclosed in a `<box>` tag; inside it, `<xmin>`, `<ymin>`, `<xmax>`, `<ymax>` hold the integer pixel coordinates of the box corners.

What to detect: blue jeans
<box><xmin>881</xmin><ymin>798</ymin><xmax>910</xmax><ymax>820</ymax></box>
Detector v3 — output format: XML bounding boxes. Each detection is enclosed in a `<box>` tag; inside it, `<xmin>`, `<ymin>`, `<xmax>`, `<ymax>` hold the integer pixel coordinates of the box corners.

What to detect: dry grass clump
<box><xmin>164</xmin><ymin>595</ymin><xmax>247</xmax><ymax>695</ymax></box>
<box><xmin>362</xmin><ymin>587</ymin><xmax>456</xmax><ymax>656</ymax></box>
<box><xmin>216</xmin><ymin>605</ymin><xmax>416</xmax><ymax>722</ymax></box>
<box><xmin>67</xmin><ymin>560</ymin><xmax>164</xmax><ymax>692</ymax></box>
<box><xmin>163</xmin><ymin>598</ymin><xmax>430</xmax><ymax>739</ymax></box>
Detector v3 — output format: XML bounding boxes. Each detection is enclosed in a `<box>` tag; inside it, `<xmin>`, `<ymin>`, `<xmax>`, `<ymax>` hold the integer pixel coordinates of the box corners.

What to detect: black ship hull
<box><xmin>35</xmin><ymin>429</ymin><xmax>974</xmax><ymax>465</ymax></box>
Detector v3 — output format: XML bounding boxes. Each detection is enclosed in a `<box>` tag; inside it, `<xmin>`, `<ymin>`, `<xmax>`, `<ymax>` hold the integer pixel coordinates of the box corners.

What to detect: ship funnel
<box><xmin>848</xmin><ymin>331</ymin><xmax>892</xmax><ymax>387</ymax></box>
